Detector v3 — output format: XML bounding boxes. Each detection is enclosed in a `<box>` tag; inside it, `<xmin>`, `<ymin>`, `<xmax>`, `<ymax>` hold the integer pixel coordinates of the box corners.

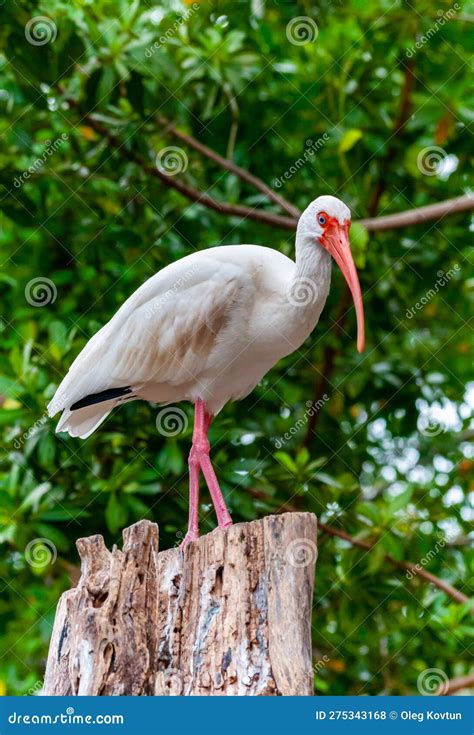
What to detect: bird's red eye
<box><xmin>317</xmin><ymin>213</ymin><xmax>327</xmax><ymax>226</ymax></box>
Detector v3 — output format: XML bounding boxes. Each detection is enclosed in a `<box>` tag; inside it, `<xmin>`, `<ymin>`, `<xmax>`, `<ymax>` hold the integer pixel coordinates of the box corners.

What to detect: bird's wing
<box><xmin>48</xmin><ymin>254</ymin><xmax>245</xmax><ymax>415</ymax></box>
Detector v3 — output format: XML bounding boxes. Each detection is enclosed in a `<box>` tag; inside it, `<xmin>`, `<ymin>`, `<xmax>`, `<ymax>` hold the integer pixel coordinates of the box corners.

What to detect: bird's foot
<box><xmin>180</xmin><ymin>530</ymin><xmax>199</xmax><ymax>548</ymax></box>
<box><xmin>215</xmin><ymin>505</ymin><xmax>233</xmax><ymax>530</ymax></box>
<box><xmin>218</xmin><ymin>519</ymin><xmax>233</xmax><ymax>531</ymax></box>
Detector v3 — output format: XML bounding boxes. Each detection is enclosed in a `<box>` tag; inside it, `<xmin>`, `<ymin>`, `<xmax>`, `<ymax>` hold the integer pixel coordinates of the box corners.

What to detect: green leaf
<box><xmin>366</xmin><ymin>542</ymin><xmax>386</xmax><ymax>575</ymax></box>
<box><xmin>105</xmin><ymin>493</ymin><xmax>128</xmax><ymax>534</ymax></box>
<box><xmin>357</xmin><ymin>502</ymin><xmax>381</xmax><ymax>525</ymax></box>
<box><xmin>389</xmin><ymin>487</ymin><xmax>414</xmax><ymax>514</ymax></box>
<box><xmin>274</xmin><ymin>451</ymin><xmax>298</xmax><ymax>474</ymax></box>
<box><xmin>350</xmin><ymin>223</ymin><xmax>369</xmax><ymax>267</ymax></box>
<box><xmin>339</xmin><ymin>128</ymin><xmax>363</xmax><ymax>153</ymax></box>
<box><xmin>312</xmin><ymin>472</ymin><xmax>342</xmax><ymax>488</ymax></box>
<box><xmin>381</xmin><ymin>534</ymin><xmax>405</xmax><ymax>561</ymax></box>
<box><xmin>125</xmin><ymin>71</ymin><xmax>145</xmax><ymax>116</ymax></box>
<box><xmin>19</xmin><ymin>483</ymin><xmax>51</xmax><ymax>513</ymax></box>
<box><xmin>37</xmin><ymin>434</ymin><xmax>56</xmax><ymax>467</ymax></box>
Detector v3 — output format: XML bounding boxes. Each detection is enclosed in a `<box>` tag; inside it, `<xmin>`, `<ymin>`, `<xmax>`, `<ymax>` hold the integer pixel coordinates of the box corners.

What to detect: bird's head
<box><xmin>298</xmin><ymin>195</ymin><xmax>365</xmax><ymax>353</ymax></box>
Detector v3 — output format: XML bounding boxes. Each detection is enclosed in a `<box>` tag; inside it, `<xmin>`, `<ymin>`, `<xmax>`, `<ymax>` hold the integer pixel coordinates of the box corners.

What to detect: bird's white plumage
<box><xmin>49</xmin><ymin>196</ymin><xmax>350</xmax><ymax>437</ymax></box>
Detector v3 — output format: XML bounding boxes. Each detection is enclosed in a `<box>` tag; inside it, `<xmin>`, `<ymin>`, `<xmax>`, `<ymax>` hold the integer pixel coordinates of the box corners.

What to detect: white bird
<box><xmin>48</xmin><ymin>195</ymin><xmax>365</xmax><ymax>544</ymax></box>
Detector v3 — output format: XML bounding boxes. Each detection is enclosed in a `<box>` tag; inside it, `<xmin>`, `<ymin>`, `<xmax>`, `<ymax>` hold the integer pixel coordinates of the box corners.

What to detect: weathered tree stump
<box><xmin>43</xmin><ymin>513</ymin><xmax>317</xmax><ymax>696</ymax></box>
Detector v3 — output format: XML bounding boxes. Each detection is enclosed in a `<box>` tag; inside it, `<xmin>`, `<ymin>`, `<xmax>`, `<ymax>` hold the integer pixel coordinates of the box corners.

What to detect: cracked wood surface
<box><xmin>43</xmin><ymin>513</ymin><xmax>317</xmax><ymax>696</ymax></box>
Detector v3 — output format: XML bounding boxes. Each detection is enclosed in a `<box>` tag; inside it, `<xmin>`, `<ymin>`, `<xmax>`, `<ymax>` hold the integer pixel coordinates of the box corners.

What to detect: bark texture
<box><xmin>43</xmin><ymin>512</ymin><xmax>317</xmax><ymax>696</ymax></box>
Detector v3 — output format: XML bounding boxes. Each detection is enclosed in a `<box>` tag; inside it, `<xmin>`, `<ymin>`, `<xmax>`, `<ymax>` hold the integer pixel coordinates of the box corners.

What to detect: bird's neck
<box><xmin>292</xmin><ymin>228</ymin><xmax>332</xmax><ymax>305</ymax></box>
<box><xmin>275</xmin><ymin>229</ymin><xmax>332</xmax><ymax>348</ymax></box>
<box><xmin>295</xmin><ymin>237</ymin><xmax>331</xmax><ymax>281</ymax></box>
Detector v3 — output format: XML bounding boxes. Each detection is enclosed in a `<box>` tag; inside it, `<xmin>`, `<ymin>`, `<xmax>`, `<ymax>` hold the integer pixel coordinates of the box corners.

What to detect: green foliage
<box><xmin>0</xmin><ymin>0</ymin><xmax>472</xmax><ymax>696</ymax></box>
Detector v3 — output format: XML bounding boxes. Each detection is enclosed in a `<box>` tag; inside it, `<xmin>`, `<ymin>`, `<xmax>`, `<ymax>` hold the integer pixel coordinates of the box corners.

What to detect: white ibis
<box><xmin>48</xmin><ymin>195</ymin><xmax>365</xmax><ymax>544</ymax></box>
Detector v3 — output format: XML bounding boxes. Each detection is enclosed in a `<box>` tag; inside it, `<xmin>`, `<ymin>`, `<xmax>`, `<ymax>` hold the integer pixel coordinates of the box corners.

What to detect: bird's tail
<box><xmin>54</xmin><ymin>401</ymin><xmax>116</xmax><ymax>439</ymax></box>
<box><xmin>48</xmin><ymin>384</ymin><xmax>136</xmax><ymax>439</ymax></box>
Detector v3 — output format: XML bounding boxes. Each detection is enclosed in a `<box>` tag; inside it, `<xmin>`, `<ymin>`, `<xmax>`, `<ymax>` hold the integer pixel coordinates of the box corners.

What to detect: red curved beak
<box><xmin>322</xmin><ymin>221</ymin><xmax>365</xmax><ymax>353</ymax></box>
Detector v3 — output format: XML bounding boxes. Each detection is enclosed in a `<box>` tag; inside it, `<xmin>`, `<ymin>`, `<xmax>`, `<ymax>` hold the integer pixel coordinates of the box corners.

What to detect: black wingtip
<box><xmin>70</xmin><ymin>387</ymin><xmax>133</xmax><ymax>411</ymax></box>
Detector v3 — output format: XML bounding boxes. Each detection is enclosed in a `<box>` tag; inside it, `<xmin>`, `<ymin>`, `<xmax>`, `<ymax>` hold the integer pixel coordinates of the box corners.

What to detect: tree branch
<box><xmin>143</xmin><ymin>159</ymin><xmax>297</xmax><ymax>229</ymax></box>
<box><xmin>78</xmin><ymin>111</ymin><xmax>297</xmax><ymax>230</ymax></box>
<box><xmin>65</xmin><ymin>99</ymin><xmax>474</xmax><ymax>234</ymax></box>
<box><xmin>155</xmin><ymin>115</ymin><xmax>301</xmax><ymax>218</ymax></box>
<box><xmin>88</xmin><ymin>114</ymin><xmax>474</xmax><ymax>231</ymax></box>
<box><xmin>437</xmin><ymin>672</ymin><xmax>474</xmax><ymax>695</ymax></box>
<box><xmin>360</xmin><ymin>194</ymin><xmax>474</xmax><ymax>231</ymax></box>
<box><xmin>317</xmin><ymin>522</ymin><xmax>470</xmax><ymax>606</ymax></box>
<box><xmin>247</xmin><ymin>488</ymin><xmax>469</xmax><ymax>606</ymax></box>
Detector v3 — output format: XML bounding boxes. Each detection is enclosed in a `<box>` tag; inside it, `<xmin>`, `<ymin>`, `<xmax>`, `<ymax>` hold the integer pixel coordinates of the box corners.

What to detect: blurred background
<box><xmin>0</xmin><ymin>0</ymin><xmax>472</xmax><ymax>696</ymax></box>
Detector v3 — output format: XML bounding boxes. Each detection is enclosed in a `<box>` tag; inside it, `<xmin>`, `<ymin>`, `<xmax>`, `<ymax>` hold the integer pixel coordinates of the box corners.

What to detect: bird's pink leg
<box><xmin>199</xmin><ymin>406</ymin><xmax>233</xmax><ymax>530</ymax></box>
<box><xmin>181</xmin><ymin>400</ymin><xmax>232</xmax><ymax>547</ymax></box>
<box><xmin>181</xmin><ymin>405</ymin><xmax>202</xmax><ymax>547</ymax></box>
<box><xmin>181</xmin><ymin>450</ymin><xmax>200</xmax><ymax>547</ymax></box>
<box><xmin>194</xmin><ymin>399</ymin><xmax>233</xmax><ymax>531</ymax></box>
